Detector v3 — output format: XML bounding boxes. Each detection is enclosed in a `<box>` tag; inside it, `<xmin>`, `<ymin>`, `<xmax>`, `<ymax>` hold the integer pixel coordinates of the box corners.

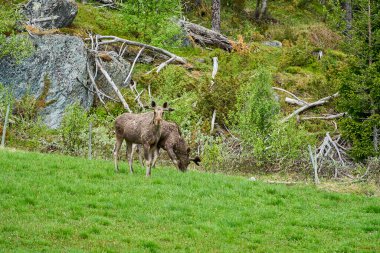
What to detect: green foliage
<box><xmin>280</xmin><ymin>36</ymin><xmax>316</xmax><ymax>68</ymax></box>
<box><xmin>121</xmin><ymin>0</ymin><xmax>183</xmax><ymax>47</ymax></box>
<box><xmin>325</xmin><ymin>0</ymin><xmax>380</xmax><ymax>160</ymax></box>
<box><xmin>234</xmin><ymin>67</ymin><xmax>280</xmax><ymax>139</ymax></box>
<box><xmin>0</xmin><ymin>149</ymin><xmax>380</xmax><ymax>251</ymax></box>
<box><xmin>0</xmin><ymin>4</ymin><xmax>34</xmax><ymax>63</ymax></box>
<box><xmin>338</xmin><ymin>61</ymin><xmax>380</xmax><ymax>159</ymax></box>
<box><xmin>60</xmin><ymin>103</ymin><xmax>90</xmax><ymax>155</ymax></box>
<box><xmin>232</xmin><ymin>67</ymin><xmax>311</xmax><ymax>166</ymax></box>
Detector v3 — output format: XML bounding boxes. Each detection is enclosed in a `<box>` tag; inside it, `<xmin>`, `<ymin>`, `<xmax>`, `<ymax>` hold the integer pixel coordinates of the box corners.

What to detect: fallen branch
<box><xmin>272</xmin><ymin>87</ymin><xmax>308</xmax><ymax>105</ymax></box>
<box><xmin>300</xmin><ymin>113</ymin><xmax>346</xmax><ymax>121</ymax></box>
<box><xmin>87</xmin><ymin>63</ymin><xmax>105</xmax><ymax>105</ymax></box>
<box><xmin>87</xmin><ymin>35</ymin><xmax>186</xmax><ymax>64</ymax></box>
<box><xmin>281</xmin><ymin>92</ymin><xmax>339</xmax><ymax>123</ymax></box>
<box><xmin>285</xmin><ymin>97</ymin><xmax>306</xmax><ymax>106</ymax></box>
<box><xmin>30</xmin><ymin>16</ymin><xmax>59</xmax><ymax>23</ymax></box>
<box><xmin>178</xmin><ymin>19</ymin><xmax>232</xmax><ymax>51</ymax></box>
<box><xmin>123</xmin><ymin>46</ymin><xmax>145</xmax><ymax>86</ymax></box>
<box><xmin>95</xmin><ymin>58</ymin><xmax>132</xmax><ymax>112</ymax></box>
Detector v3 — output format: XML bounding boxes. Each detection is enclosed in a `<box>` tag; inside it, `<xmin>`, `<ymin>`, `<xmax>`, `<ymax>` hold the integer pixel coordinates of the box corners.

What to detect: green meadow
<box><xmin>0</xmin><ymin>149</ymin><xmax>379</xmax><ymax>252</ymax></box>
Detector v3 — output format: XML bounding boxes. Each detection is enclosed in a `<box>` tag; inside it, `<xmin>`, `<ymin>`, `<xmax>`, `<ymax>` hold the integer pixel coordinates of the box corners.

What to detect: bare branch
<box><xmin>86</xmin><ymin>35</ymin><xmax>187</xmax><ymax>64</ymax></box>
<box><xmin>300</xmin><ymin>113</ymin><xmax>346</xmax><ymax>121</ymax></box>
<box><xmin>123</xmin><ymin>46</ymin><xmax>145</xmax><ymax>86</ymax></box>
<box><xmin>95</xmin><ymin>58</ymin><xmax>132</xmax><ymax>112</ymax></box>
<box><xmin>281</xmin><ymin>92</ymin><xmax>339</xmax><ymax>123</ymax></box>
<box><xmin>273</xmin><ymin>87</ymin><xmax>308</xmax><ymax>105</ymax></box>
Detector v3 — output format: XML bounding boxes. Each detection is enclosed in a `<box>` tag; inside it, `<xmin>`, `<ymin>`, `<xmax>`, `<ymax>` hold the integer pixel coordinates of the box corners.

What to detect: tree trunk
<box><xmin>211</xmin><ymin>0</ymin><xmax>221</xmax><ymax>33</ymax></box>
<box><xmin>255</xmin><ymin>0</ymin><xmax>268</xmax><ymax>20</ymax></box>
<box><xmin>344</xmin><ymin>0</ymin><xmax>352</xmax><ymax>36</ymax></box>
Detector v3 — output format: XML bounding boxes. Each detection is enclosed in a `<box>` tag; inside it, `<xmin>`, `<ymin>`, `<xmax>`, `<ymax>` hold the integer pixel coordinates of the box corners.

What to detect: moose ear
<box><xmin>163</xmin><ymin>102</ymin><xmax>168</xmax><ymax>108</ymax></box>
<box><xmin>168</xmin><ymin>108</ymin><xmax>175</xmax><ymax>112</ymax></box>
<box><xmin>191</xmin><ymin>156</ymin><xmax>201</xmax><ymax>166</ymax></box>
<box><xmin>151</xmin><ymin>101</ymin><xmax>156</xmax><ymax>108</ymax></box>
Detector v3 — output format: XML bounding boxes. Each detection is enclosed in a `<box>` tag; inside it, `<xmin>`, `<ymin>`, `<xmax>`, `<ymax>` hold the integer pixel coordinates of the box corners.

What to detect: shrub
<box><xmin>0</xmin><ymin>4</ymin><xmax>34</xmax><ymax>63</ymax></box>
<box><xmin>280</xmin><ymin>36</ymin><xmax>316</xmax><ymax>68</ymax></box>
<box><xmin>59</xmin><ymin>103</ymin><xmax>90</xmax><ymax>156</ymax></box>
<box><xmin>232</xmin><ymin>66</ymin><xmax>312</xmax><ymax>167</ymax></box>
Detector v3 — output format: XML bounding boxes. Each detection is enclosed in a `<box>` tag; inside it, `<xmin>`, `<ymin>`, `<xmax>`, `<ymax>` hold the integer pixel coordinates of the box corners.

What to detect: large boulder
<box><xmin>0</xmin><ymin>34</ymin><xmax>93</xmax><ymax>128</ymax></box>
<box><xmin>23</xmin><ymin>0</ymin><xmax>78</xmax><ymax>29</ymax></box>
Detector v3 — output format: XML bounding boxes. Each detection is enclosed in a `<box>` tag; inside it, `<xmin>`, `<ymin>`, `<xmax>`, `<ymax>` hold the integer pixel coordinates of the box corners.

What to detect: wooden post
<box><xmin>88</xmin><ymin>121</ymin><xmax>92</xmax><ymax>160</ymax></box>
<box><xmin>1</xmin><ymin>104</ymin><xmax>10</xmax><ymax>148</ymax></box>
<box><xmin>308</xmin><ymin>145</ymin><xmax>320</xmax><ymax>184</ymax></box>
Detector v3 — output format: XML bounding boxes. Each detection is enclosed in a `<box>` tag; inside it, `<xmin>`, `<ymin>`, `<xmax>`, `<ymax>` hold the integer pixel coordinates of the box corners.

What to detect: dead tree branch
<box><xmin>272</xmin><ymin>87</ymin><xmax>308</xmax><ymax>105</ymax></box>
<box><xmin>300</xmin><ymin>113</ymin><xmax>346</xmax><ymax>121</ymax></box>
<box><xmin>87</xmin><ymin>35</ymin><xmax>187</xmax><ymax>64</ymax></box>
<box><xmin>281</xmin><ymin>92</ymin><xmax>339</xmax><ymax>123</ymax></box>
<box><xmin>123</xmin><ymin>46</ymin><xmax>145</xmax><ymax>86</ymax></box>
<box><xmin>95</xmin><ymin>58</ymin><xmax>132</xmax><ymax>112</ymax></box>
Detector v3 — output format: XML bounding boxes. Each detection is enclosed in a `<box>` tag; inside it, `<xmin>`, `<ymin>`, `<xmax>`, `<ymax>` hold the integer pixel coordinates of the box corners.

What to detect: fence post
<box><xmin>88</xmin><ymin>121</ymin><xmax>92</xmax><ymax>160</ymax></box>
<box><xmin>1</xmin><ymin>104</ymin><xmax>10</xmax><ymax>148</ymax></box>
<box><xmin>308</xmin><ymin>145</ymin><xmax>320</xmax><ymax>184</ymax></box>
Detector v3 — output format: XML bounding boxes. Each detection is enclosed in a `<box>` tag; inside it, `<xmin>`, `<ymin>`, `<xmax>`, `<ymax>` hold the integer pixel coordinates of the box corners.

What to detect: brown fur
<box><xmin>149</xmin><ymin>120</ymin><xmax>201</xmax><ymax>171</ymax></box>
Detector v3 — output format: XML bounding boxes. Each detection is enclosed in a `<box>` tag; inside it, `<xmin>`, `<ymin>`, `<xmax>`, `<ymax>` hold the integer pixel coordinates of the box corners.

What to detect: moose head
<box><xmin>149</xmin><ymin>101</ymin><xmax>174</xmax><ymax>126</ymax></box>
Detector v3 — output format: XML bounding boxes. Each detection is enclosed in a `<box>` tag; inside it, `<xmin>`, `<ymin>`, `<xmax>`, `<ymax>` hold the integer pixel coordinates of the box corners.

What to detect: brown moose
<box><xmin>137</xmin><ymin>120</ymin><xmax>201</xmax><ymax>171</ymax></box>
<box><xmin>114</xmin><ymin>101</ymin><xmax>171</xmax><ymax>176</ymax></box>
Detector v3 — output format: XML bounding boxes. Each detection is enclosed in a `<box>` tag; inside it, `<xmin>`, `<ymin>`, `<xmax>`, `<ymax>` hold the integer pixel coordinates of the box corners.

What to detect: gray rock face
<box><xmin>23</xmin><ymin>0</ymin><xmax>78</xmax><ymax>29</ymax></box>
<box><xmin>0</xmin><ymin>35</ymin><xmax>93</xmax><ymax>128</ymax></box>
<box><xmin>262</xmin><ymin>40</ymin><xmax>283</xmax><ymax>48</ymax></box>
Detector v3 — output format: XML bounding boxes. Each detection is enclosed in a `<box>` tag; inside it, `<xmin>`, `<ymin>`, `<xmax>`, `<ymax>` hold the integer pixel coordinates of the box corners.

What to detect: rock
<box><xmin>23</xmin><ymin>0</ymin><xmax>78</xmax><ymax>29</ymax></box>
<box><xmin>0</xmin><ymin>34</ymin><xmax>93</xmax><ymax>128</ymax></box>
<box><xmin>95</xmin><ymin>51</ymin><xmax>131</xmax><ymax>98</ymax></box>
<box><xmin>249</xmin><ymin>177</ymin><xmax>257</xmax><ymax>181</ymax></box>
<box><xmin>262</xmin><ymin>40</ymin><xmax>282</xmax><ymax>48</ymax></box>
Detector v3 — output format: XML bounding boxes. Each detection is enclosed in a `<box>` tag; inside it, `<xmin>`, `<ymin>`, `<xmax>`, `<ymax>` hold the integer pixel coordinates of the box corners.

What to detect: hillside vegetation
<box><xmin>0</xmin><ymin>149</ymin><xmax>379</xmax><ymax>252</ymax></box>
<box><xmin>0</xmin><ymin>0</ymin><xmax>379</xmax><ymax>180</ymax></box>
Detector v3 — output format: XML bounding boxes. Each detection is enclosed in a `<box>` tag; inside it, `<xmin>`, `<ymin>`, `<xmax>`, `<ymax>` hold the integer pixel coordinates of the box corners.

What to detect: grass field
<box><xmin>0</xmin><ymin>149</ymin><xmax>379</xmax><ymax>252</ymax></box>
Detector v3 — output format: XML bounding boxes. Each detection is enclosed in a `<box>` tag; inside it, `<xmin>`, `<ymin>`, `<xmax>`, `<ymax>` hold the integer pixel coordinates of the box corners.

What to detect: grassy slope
<box><xmin>0</xmin><ymin>149</ymin><xmax>379</xmax><ymax>252</ymax></box>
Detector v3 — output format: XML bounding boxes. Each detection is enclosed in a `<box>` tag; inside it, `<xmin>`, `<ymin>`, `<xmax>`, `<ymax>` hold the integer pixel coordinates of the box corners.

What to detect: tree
<box><xmin>335</xmin><ymin>0</ymin><xmax>380</xmax><ymax>159</ymax></box>
<box><xmin>211</xmin><ymin>0</ymin><xmax>221</xmax><ymax>32</ymax></box>
<box><xmin>255</xmin><ymin>0</ymin><xmax>268</xmax><ymax>20</ymax></box>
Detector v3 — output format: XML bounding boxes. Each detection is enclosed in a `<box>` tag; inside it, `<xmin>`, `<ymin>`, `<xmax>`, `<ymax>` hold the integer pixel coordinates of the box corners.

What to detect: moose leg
<box><xmin>137</xmin><ymin>144</ymin><xmax>144</xmax><ymax>166</ymax></box>
<box><xmin>143</xmin><ymin>144</ymin><xmax>152</xmax><ymax>177</ymax></box>
<box><xmin>126</xmin><ymin>142</ymin><xmax>134</xmax><ymax>173</ymax></box>
<box><xmin>152</xmin><ymin>148</ymin><xmax>160</xmax><ymax>168</ymax></box>
<box><xmin>167</xmin><ymin>148</ymin><xmax>179</xmax><ymax>169</ymax></box>
<box><xmin>113</xmin><ymin>137</ymin><xmax>123</xmax><ymax>172</ymax></box>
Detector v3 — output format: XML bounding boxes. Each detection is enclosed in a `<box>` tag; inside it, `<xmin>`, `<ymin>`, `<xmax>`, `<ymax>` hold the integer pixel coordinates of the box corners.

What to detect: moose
<box><xmin>135</xmin><ymin>120</ymin><xmax>201</xmax><ymax>171</ymax></box>
<box><xmin>114</xmin><ymin>101</ymin><xmax>200</xmax><ymax>176</ymax></box>
<box><xmin>114</xmin><ymin>101</ymin><xmax>169</xmax><ymax>176</ymax></box>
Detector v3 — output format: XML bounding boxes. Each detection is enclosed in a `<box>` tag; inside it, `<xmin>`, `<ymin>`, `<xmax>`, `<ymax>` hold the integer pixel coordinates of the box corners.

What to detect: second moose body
<box><xmin>134</xmin><ymin>120</ymin><xmax>201</xmax><ymax>171</ymax></box>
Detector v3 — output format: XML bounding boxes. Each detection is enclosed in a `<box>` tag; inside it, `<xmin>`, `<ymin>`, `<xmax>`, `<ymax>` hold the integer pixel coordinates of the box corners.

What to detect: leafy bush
<box><xmin>60</xmin><ymin>103</ymin><xmax>90</xmax><ymax>156</ymax></box>
<box><xmin>232</xmin><ymin>67</ymin><xmax>312</xmax><ymax>167</ymax></box>
<box><xmin>280</xmin><ymin>36</ymin><xmax>316</xmax><ymax>68</ymax></box>
<box><xmin>0</xmin><ymin>3</ymin><xmax>34</xmax><ymax>63</ymax></box>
